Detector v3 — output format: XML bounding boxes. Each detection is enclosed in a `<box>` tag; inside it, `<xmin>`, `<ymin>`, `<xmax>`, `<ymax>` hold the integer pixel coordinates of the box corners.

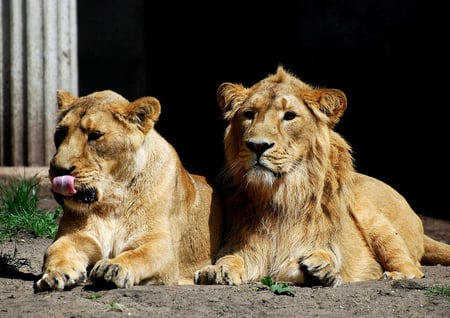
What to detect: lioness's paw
<box><xmin>34</xmin><ymin>269</ymin><xmax>87</xmax><ymax>292</ymax></box>
<box><xmin>89</xmin><ymin>259</ymin><xmax>133</xmax><ymax>288</ymax></box>
<box><xmin>194</xmin><ymin>265</ymin><xmax>243</xmax><ymax>286</ymax></box>
<box><xmin>299</xmin><ymin>250</ymin><xmax>342</xmax><ymax>287</ymax></box>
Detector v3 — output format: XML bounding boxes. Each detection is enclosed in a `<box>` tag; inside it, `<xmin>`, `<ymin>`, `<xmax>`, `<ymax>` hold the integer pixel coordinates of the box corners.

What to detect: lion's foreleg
<box><xmin>194</xmin><ymin>254</ymin><xmax>247</xmax><ymax>285</ymax></box>
<box><xmin>276</xmin><ymin>258</ymin><xmax>306</xmax><ymax>284</ymax></box>
<box><xmin>299</xmin><ymin>249</ymin><xmax>343</xmax><ymax>287</ymax></box>
<box><xmin>34</xmin><ymin>234</ymin><xmax>101</xmax><ymax>292</ymax></box>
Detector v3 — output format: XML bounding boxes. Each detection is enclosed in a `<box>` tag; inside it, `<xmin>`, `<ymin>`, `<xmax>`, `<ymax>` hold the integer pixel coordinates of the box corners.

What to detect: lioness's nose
<box><xmin>50</xmin><ymin>165</ymin><xmax>76</xmax><ymax>177</ymax></box>
<box><xmin>246</xmin><ymin>141</ymin><xmax>274</xmax><ymax>157</ymax></box>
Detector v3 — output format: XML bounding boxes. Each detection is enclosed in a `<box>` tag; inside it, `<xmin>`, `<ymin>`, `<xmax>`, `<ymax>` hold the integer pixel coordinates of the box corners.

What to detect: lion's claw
<box><xmin>195</xmin><ymin>264</ymin><xmax>243</xmax><ymax>285</ymax></box>
<box><xmin>299</xmin><ymin>251</ymin><xmax>342</xmax><ymax>287</ymax></box>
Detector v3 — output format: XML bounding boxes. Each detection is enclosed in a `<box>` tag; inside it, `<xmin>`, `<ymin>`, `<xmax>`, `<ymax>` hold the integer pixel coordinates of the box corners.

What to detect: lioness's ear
<box><xmin>126</xmin><ymin>96</ymin><xmax>161</xmax><ymax>134</ymax></box>
<box><xmin>217</xmin><ymin>82</ymin><xmax>248</xmax><ymax>115</ymax></box>
<box><xmin>302</xmin><ymin>88</ymin><xmax>347</xmax><ymax>128</ymax></box>
<box><xmin>57</xmin><ymin>90</ymin><xmax>77</xmax><ymax>111</ymax></box>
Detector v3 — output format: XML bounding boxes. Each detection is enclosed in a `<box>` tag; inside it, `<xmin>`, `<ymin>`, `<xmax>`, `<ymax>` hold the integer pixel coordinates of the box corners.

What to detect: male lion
<box><xmin>34</xmin><ymin>90</ymin><xmax>222</xmax><ymax>292</ymax></box>
<box><xmin>195</xmin><ymin>66</ymin><xmax>450</xmax><ymax>287</ymax></box>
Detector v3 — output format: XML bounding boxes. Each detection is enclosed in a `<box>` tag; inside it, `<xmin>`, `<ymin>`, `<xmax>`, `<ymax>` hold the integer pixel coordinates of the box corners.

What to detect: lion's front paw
<box><xmin>194</xmin><ymin>264</ymin><xmax>244</xmax><ymax>286</ymax></box>
<box><xmin>299</xmin><ymin>250</ymin><xmax>342</xmax><ymax>287</ymax></box>
<box><xmin>34</xmin><ymin>268</ymin><xmax>87</xmax><ymax>292</ymax></box>
<box><xmin>382</xmin><ymin>266</ymin><xmax>424</xmax><ymax>281</ymax></box>
<box><xmin>382</xmin><ymin>262</ymin><xmax>424</xmax><ymax>280</ymax></box>
<box><xmin>89</xmin><ymin>259</ymin><xmax>133</xmax><ymax>288</ymax></box>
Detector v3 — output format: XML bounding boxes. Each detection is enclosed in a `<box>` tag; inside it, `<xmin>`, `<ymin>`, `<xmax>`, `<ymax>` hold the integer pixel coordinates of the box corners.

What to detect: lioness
<box><xmin>195</xmin><ymin>66</ymin><xmax>450</xmax><ymax>287</ymax></box>
<box><xmin>34</xmin><ymin>90</ymin><xmax>222</xmax><ymax>292</ymax></box>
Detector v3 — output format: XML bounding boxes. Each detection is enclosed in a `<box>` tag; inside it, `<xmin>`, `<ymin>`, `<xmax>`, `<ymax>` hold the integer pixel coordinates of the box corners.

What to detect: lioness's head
<box><xmin>218</xmin><ymin>66</ymin><xmax>348</xmax><ymax>189</ymax></box>
<box><xmin>50</xmin><ymin>90</ymin><xmax>161</xmax><ymax>210</ymax></box>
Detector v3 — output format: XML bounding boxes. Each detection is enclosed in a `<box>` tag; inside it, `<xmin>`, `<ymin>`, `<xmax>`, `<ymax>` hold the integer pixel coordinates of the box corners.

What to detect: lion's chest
<box><xmin>238</xmin><ymin>217</ymin><xmax>311</xmax><ymax>279</ymax></box>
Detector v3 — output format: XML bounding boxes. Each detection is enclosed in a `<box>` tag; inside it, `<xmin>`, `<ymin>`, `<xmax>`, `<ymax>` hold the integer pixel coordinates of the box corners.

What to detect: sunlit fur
<box><xmin>195</xmin><ymin>66</ymin><xmax>450</xmax><ymax>287</ymax></box>
<box><xmin>34</xmin><ymin>90</ymin><xmax>222</xmax><ymax>292</ymax></box>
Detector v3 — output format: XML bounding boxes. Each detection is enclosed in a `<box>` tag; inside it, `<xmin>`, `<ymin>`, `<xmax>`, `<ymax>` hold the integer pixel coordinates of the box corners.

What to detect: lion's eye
<box><xmin>54</xmin><ymin>127</ymin><xmax>68</xmax><ymax>148</ymax></box>
<box><xmin>243</xmin><ymin>110</ymin><xmax>255</xmax><ymax>120</ymax></box>
<box><xmin>88</xmin><ymin>131</ymin><xmax>103</xmax><ymax>142</ymax></box>
<box><xmin>283</xmin><ymin>111</ymin><xmax>296</xmax><ymax>121</ymax></box>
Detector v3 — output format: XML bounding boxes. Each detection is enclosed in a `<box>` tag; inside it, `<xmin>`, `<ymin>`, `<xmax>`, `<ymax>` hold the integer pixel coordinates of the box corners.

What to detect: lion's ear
<box><xmin>217</xmin><ymin>82</ymin><xmax>248</xmax><ymax>114</ymax></box>
<box><xmin>57</xmin><ymin>90</ymin><xmax>77</xmax><ymax>111</ymax></box>
<box><xmin>303</xmin><ymin>88</ymin><xmax>347</xmax><ymax>128</ymax></box>
<box><xmin>126</xmin><ymin>96</ymin><xmax>161</xmax><ymax>134</ymax></box>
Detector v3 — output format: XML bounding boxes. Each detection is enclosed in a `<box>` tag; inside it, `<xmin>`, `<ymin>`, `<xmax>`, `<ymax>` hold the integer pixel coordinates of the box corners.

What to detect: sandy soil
<box><xmin>0</xmin><ymin>168</ymin><xmax>449</xmax><ymax>317</ymax></box>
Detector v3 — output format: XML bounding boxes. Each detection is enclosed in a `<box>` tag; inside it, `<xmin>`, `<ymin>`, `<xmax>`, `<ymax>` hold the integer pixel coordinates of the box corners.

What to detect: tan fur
<box><xmin>34</xmin><ymin>90</ymin><xmax>222</xmax><ymax>292</ymax></box>
<box><xmin>195</xmin><ymin>66</ymin><xmax>450</xmax><ymax>287</ymax></box>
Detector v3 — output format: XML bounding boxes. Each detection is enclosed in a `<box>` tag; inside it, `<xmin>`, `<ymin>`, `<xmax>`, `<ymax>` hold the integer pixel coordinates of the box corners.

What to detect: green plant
<box><xmin>0</xmin><ymin>176</ymin><xmax>62</xmax><ymax>243</ymax></box>
<box><xmin>425</xmin><ymin>284</ymin><xmax>450</xmax><ymax>298</ymax></box>
<box><xmin>107</xmin><ymin>301</ymin><xmax>126</xmax><ymax>312</ymax></box>
<box><xmin>85</xmin><ymin>293</ymin><xmax>103</xmax><ymax>300</ymax></box>
<box><xmin>260</xmin><ymin>275</ymin><xmax>295</xmax><ymax>297</ymax></box>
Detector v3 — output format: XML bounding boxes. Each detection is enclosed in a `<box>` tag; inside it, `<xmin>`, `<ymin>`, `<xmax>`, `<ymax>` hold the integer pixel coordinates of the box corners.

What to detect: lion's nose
<box><xmin>246</xmin><ymin>141</ymin><xmax>274</xmax><ymax>157</ymax></box>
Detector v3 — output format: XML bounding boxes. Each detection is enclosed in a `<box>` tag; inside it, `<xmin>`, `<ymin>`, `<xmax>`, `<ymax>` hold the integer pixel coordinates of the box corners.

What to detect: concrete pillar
<box><xmin>0</xmin><ymin>0</ymin><xmax>78</xmax><ymax>166</ymax></box>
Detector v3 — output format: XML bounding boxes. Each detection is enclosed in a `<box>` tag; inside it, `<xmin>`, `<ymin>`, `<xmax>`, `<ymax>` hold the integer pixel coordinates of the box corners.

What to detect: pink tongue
<box><xmin>52</xmin><ymin>175</ymin><xmax>77</xmax><ymax>196</ymax></box>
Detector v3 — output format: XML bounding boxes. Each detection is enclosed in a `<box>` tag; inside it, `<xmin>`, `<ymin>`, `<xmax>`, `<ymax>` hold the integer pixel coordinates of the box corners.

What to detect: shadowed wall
<box><xmin>77</xmin><ymin>0</ymin><xmax>449</xmax><ymax>219</ymax></box>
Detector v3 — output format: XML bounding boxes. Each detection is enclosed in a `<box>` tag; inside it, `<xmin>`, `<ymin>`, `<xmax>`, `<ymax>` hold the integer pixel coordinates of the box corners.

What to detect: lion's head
<box><xmin>217</xmin><ymin>66</ymin><xmax>354</xmax><ymax>211</ymax></box>
<box><xmin>49</xmin><ymin>90</ymin><xmax>161</xmax><ymax>211</ymax></box>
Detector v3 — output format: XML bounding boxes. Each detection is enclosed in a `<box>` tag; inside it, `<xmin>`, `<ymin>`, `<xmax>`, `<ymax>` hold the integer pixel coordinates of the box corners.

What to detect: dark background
<box><xmin>77</xmin><ymin>0</ymin><xmax>449</xmax><ymax>219</ymax></box>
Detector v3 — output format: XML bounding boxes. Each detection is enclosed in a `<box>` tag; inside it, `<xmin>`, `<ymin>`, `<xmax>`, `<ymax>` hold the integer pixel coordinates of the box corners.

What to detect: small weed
<box><xmin>425</xmin><ymin>284</ymin><xmax>450</xmax><ymax>298</ymax></box>
<box><xmin>107</xmin><ymin>301</ymin><xmax>127</xmax><ymax>312</ymax></box>
<box><xmin>0</xmin><ymin>176</ymin><xmax>62</xmax><ymax>243</ymax></box>
<box><xmin>260</xmin><ymin>275</ymin><xmax>295</xmax><ymax>297</ymax></box>
<box><xmin>85</xmin><ymin>293</ymin><xmax>103</xmax><ymax>300</ymax></box>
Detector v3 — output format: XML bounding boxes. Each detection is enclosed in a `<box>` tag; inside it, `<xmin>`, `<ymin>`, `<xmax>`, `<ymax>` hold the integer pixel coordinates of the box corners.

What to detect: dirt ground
<box><xmin>0</xmin><ymin>168</ymin><xmax>449</xmax><ymax>317</ymax></box>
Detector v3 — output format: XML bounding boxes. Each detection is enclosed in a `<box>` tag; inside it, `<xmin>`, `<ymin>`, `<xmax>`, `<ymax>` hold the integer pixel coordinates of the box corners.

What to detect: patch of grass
<box><xmin>85</xmin><ymin>293</ymin><xmax>103</xmax><ymax>300</ymax></box>
<box><xmin>107</xmin><ymin>301</ymin><xmax>127</xmax><ymax>312</ymax></box>
<box><xmin>425</xmin><ymin>284</ymin><xmax>450</xmax><ymax>298</ymax></box>
<box><xmin>259</xmin><ymin>275</ymin><xmax>295</xmax><ymax>297</ymax></box>
<box><xmin>0</xmin><ymin>175</ymin><xmax>62</xmax><ymax>243</ymax></box>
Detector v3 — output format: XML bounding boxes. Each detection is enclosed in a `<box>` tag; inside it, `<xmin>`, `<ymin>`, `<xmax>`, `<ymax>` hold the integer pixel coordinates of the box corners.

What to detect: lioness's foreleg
<box><xmin>34</xmin><ymin>234</ymin><xmax>101</xmax><ymax>292</ymax></box>
<box><xmin>89</xmin><ymin>239</ymin><xmax>179</xmax><ymax>288</ymax></box>
<box><xmin>194</xmin><ymin>254</ymin><xmax>246</xmax><ymax>285</ymax></box>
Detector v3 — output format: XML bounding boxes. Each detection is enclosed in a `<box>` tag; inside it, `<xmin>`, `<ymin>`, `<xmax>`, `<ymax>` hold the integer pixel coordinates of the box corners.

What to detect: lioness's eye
<box><xmin>88</xmin><ymin>131</ymin><xmax>103</xmax><ymax>142</ymax></box>
<box><xmin>283</xmin><ymin>111</ymin><xmax>296</xmax><ymax>121</ymax></box>
<box><xmin>243</xmin><ymin>110</ymin><xmax>255</xmax><ymax>120</ymax></box>
<box><xmin>54</xmin><ymin>127</ymin><xmax>67</xmax><ymax>148</ymax></box>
